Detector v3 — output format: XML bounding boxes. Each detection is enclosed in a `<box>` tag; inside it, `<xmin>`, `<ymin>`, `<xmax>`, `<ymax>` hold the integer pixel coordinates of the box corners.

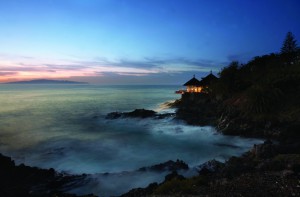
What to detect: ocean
<box><xmin>0</xmin><ymin>84</ymin><xmax>262</xmax><ymax>196</ymax></box>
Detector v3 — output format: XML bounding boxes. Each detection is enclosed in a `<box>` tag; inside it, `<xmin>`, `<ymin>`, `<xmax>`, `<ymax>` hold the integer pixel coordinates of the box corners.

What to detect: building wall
<box><xmin>187</xmin><ymin>86</ymin><xmax>202</xmax><ymax>93</ymax></box>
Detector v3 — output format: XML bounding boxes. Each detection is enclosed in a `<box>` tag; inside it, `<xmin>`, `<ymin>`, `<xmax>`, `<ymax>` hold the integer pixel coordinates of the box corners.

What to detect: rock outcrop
<box><xmin>176</xmin><ymin>93</ymin><xmax>219</xmax><ymax>125</ymax></box>
<box><xmin>0</xmin><ymin>153</ymin><xmax>96</xmax><ymax>197</ymax></box>
<box><xmin>106</xmin><ymin>109</ymin><xmax>174</xmax><ymax>119</ymax></box>
<box><xmin>139</xmin><ymin>160</ymin><xmax>189</xmax><ymax>172</ymax></box>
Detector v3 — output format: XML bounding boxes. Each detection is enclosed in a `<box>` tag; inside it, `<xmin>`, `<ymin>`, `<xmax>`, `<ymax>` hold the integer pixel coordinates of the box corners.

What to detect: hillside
<box><xmin>122</xmin><ymin>32</ymin><xmax>300</xmax><ymax>196</ymax></box>
<box><xmin>177</xmin><ymin>32</ymin><xmax>300</xmax><ymax>139</ymax></box>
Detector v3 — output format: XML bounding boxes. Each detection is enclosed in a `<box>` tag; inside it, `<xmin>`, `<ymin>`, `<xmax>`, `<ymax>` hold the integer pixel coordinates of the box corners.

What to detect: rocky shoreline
<box><xmin>2</xmin><ymin>138</ymin><xmax>299</xmax><ymax>197</ymax></box>
<box><xmin>0</xmin><ymin>152</ymin><xmax>193</xmax><ymax>197</ymax></box>
<box><xmin>1</xmin><ymin>97</ymin><xmax>299</xmax><ymax>196</ymax></box>
<box><xmin>0</xmin><ymin>153</ymin><xmax>96</xmax><ymax>197</ymax></box>
<box><xmin>106</xmin><ymin>96</ymin><xmax>300</xmax><ymax>196</ymax></box>
<box><xmin>121</xmin><ymin>140</ymin><xmax>300</xmax><ymax>196</ymax></box>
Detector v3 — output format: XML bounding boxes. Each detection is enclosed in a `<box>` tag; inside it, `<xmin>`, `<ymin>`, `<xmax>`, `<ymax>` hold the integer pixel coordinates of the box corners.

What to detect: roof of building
<box><xmin>183</xmin><ymin>76</ymin><xmax>202</xmax><ymax>86</ymax></box>
<box><xmin>183</xmin><ymin>73</ymin><xmax>218</xmax><ymax>86</ymax></box>
<box><xmin>200</xmin><ymin>73</ymin><xmax>218</xmax><ymax>86</ymax></box>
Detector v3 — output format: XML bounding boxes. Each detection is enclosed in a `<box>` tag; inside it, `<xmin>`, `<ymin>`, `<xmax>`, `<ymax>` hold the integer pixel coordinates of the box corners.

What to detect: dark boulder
<box><xmin>251</xmin><ymin>140</ymin><xmax>277</xmax><ymax>159</ymax></box>
<box><xmin>164</xmin><ymin>171</ymin><xmax>185</xmax><ymax>182</ymax></box>
<box><xmin>139</xmin><ymin>159</ymin><xmax>189</xmax><ymax>172</ymax></box>
<box><xmin>120</xmin><ymin>182</ymin><xmax>158</xmax><ymax>197</ymax></box>
<box><xmin>198</xmin><ymin>159</ymin><xmax>224</xmax><ymax>175</ymax></box>
<box><xmin>105</xmin><ymin>112</ymin><xmax>122</xmax><ymax>119</ymax></box>
<box><xmin>106</xmin><ymin>109</ymin><xmax>156</xmax><ymax>119</ymax></box>
<box><xmin>0</xmin><ymin>153</ymin><xmax>94</xmax><ymax>197</ymax></box>
<box><xmin>0</xmin><ymin>153</ymin><xmax>15</xmax><ymax>169</ymax></box>
<box><xmin>125</xmin><ymin>109</ymin><xmax>157</xmax><ymax>118</ymax></box>
<box><xmin>106</xmin><ymin>109</ymin><xmax>174</xmax><ymax>119</ymax></box>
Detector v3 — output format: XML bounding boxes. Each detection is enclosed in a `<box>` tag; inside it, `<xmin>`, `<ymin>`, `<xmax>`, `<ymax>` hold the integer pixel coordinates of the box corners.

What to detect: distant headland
<box><xmin>5</xmin><ymin>79</ymin><xmax>88</xmax><ymax>84</ymax></box>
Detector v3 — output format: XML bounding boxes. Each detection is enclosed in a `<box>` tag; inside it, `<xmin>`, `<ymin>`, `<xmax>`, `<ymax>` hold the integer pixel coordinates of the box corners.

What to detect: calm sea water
<box><xmin>0</xmin><ymin>84</ymin><xmax>262</xmax><ymax>196</ymax></box>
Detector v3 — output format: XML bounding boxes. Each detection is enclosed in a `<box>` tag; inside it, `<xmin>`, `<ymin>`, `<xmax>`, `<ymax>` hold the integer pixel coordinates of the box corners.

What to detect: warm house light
<box><xmin>177</xmin><ymin>72</ymin><xmax>218</xmax><ymax>94</ymax></box>
<box><xmin>187</xmin><ymin>86</ymin><xmax>202</xmax><ymax>93</ymax></box>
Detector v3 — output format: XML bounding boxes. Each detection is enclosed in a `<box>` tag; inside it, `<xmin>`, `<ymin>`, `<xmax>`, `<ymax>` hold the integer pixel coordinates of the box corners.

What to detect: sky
<box><xmin>0</xmin><ymin>0</ymin><xmax>300</xmax><ymax>84</ymax></box>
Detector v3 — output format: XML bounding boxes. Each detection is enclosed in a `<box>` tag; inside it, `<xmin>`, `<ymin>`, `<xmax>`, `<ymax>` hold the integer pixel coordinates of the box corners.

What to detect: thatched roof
<box><xmin>200</xmin><ymin>73</ymin><xmax>218</xmax><ymax>86</ymax></box>
<box><xmin>183</xmin><ymin>73</ymin><xmax>218</xmax><ymax>86</ymax></box>
<box><xmin>183</xmin><ymin>77</ymin><xmax>201</xmax><ymax>86</ymax></box>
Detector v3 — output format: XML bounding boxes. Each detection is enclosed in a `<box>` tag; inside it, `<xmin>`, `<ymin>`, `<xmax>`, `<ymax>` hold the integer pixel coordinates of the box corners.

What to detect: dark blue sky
<box><xmin>0</xmin><ymin>0</ymin><xmax>300</xmax><ymax>84</ymax></box>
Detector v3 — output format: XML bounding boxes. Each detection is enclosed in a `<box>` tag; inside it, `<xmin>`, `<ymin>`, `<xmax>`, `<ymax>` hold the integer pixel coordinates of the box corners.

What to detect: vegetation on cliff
<box><xmin>178</xmin><ymin>32</ymin><xmax>300</xmax><ymax>138</ymax></box>
<box><xmin>123</xmin><ymin>32</ymin><xmax>300</xmax><ymax>197</ymax></box>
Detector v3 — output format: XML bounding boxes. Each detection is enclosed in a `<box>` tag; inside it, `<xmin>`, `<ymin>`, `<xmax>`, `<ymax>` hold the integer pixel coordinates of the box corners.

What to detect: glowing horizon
<box><xmin>0</xmin><ymin>54</ymin><xmax>221</xmax><ymax>84</ymax></box>
<box><xmin>1</xmin><ymin>0</ymin><xmax>300</xmax><ymax>84</ymax></box>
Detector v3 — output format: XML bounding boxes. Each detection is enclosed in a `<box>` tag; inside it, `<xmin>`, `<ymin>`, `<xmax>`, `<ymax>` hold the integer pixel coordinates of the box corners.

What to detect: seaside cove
<box><xmin>0</xmin><ymin>85</ymin><xmax>262</xmax><ymax>196</ymax></box>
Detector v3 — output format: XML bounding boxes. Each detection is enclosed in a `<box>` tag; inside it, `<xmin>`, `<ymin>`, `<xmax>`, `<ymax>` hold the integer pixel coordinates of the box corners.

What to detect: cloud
<box><xmin>0</xmin><ymin>53</ymin><xmax>35</xmax><ymax>60</ymax></box>
<box><xmin>114</xmin><ymin>59</ymin><xmax>158</xmax><ymax>69</ymax></box>
<box><xmin>43</xmin><ymin>64</ymin><xmax>92</xmax><ymax>70</ymax></box>
<box><xmin>77</xmin><ymin>56</ymin><xmax>223</xmax><ymax>73</ymax></box>
<box><xmin>0</xmin><ymin>65</ymin><xmax>46</xmax><ymax>72</ymax></box>
<box><xmin>0</xmin><ymin>53</ymin><xmax>224</xmax><ymax>83</ymax></box>
<box><xmin>0</xmin><ymin>71</ymin><xmax>18</xmax><ymax>76</ymax></box>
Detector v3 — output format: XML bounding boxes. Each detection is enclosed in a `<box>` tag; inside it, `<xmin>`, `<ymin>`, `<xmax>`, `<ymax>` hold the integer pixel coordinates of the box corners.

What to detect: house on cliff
<box><xmin>183</xmin><ymin>75</ymin><xmax>202</xmax><ymax>93</ymax></box>
<box><xmin>176</xmin><ymin>72</ymin><xmax>218</xmax><ymax>94</ymax></box>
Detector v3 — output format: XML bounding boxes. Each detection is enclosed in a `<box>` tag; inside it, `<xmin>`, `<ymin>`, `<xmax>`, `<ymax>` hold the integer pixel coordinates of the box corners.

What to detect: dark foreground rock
<box><xmin>0</xmin><ymin>153</ymin><xmax>96</xmax><ymax>197</ymax></box>
<box><xmin>106</xmin><ymin>109</ymin><xmax>174</xmax><ymax>119</ymax></box>
<box><xmin>139</xmin><ymin>160</ymin><xmax>189</xmax><ymax>172</ymax></box>
<box><xmin>121</xmin><ymin>140</ymin><xmax>300</xmax><ymax>196</ymax></box>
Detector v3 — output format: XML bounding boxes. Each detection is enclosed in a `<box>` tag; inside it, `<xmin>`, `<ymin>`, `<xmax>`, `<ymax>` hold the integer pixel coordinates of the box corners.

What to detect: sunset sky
<box><xmin>0</xmin><ymin>0</ymin><xmax>300</xmax><ymax>84</ymax></box>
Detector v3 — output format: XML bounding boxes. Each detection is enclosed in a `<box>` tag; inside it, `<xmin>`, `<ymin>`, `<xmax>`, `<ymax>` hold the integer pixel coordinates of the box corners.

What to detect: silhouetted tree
<box><xmin>281</xmin><ymin>32</ymin><xmax>298</xmax><ymax>54</ymax></box>
<box><xmin>208</xmin><ymin>32</ymin><xmax>300</xmax><ymax>124</ymax></box>
<box><xmin>280</xmin><ymin>32</ymin><xmax>299</xmax><ymax>64</ymax></box>
<box><xmin>214</xmin><ymin>61</ymin><xmax>241</xmax><ymax>98</ymax></box>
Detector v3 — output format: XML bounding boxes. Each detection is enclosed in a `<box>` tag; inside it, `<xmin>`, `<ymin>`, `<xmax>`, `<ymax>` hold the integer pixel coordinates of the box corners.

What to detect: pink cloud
<box><xmin>0</xmin><ymin>71</ymin><xmax>18</xmax><ymax>76</ymax></box>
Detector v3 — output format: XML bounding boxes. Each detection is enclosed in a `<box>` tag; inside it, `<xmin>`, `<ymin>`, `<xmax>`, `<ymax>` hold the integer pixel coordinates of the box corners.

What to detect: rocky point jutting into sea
<box><xmin>120</xmin><ymin>38</ymin><xmax>300</xmax><ymax>196</ymax></box>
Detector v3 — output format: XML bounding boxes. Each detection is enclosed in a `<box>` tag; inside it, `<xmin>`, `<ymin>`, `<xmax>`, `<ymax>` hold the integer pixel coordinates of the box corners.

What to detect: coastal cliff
<box><xmin>122</xmin><ymin>39</ymin><xmax>300</xmax><ymax>196</ymax></box>
<box><xmin>175</xmin><ymin>91</ymin><xmax>300</xmax><ymax>140</ymax></box>
<box><xmin>176</xmin><ymin>52</ymin><xmax>300</xmax><ymax>140</ymax></box>
<box><xmin>176</xmin><ymin>93</ymin><xmax>219</xmax><ymax>126</ymax></box>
